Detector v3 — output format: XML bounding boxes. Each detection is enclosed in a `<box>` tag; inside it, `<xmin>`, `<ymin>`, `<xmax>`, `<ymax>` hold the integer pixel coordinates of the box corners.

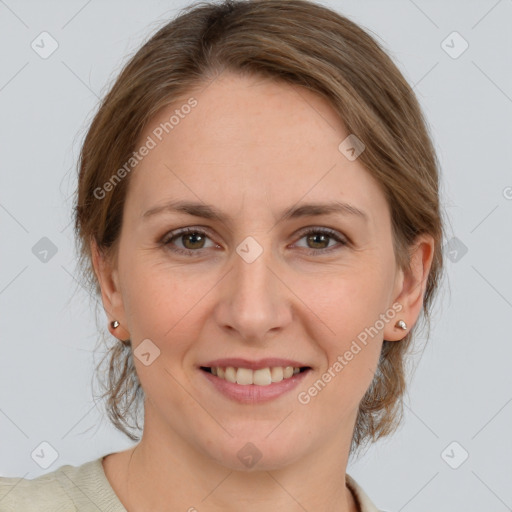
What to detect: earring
<box><xmin>109</xmin><ymin>320</ymin><xmax>130</xmax><ymax>346</ymax></box>
<box><xmin>395</xmin><ymin>320</ymin><xmax>407</xmax><ymax>330</ymax></box>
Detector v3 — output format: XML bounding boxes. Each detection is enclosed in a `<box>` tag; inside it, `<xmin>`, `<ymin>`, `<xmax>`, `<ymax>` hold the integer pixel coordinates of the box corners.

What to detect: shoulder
<box><xmin>0</xmin><ymin>468</ymin><xmax>75</xmax><ymax>512</ymax></box>
<box><xmin>0</xmin><ymin>455</ymin><xmax>126</xmax><ymax>512</ymax></box>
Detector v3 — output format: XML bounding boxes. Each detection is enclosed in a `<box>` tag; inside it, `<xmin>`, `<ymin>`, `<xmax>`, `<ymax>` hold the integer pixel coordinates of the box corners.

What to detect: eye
<box><xmin>160</xmin><ymin>226</ymin><xmax>348</xmax><ymax>256</ymax></box>
<box><xmin>160</xmin><ymin>227</ymin><xmax>218</xmax><ymax>256</ymax></box>
<box><xmin>293</xmin><ymin>227</ymin><xmax>348</xmax><ymax>254</ymax></box>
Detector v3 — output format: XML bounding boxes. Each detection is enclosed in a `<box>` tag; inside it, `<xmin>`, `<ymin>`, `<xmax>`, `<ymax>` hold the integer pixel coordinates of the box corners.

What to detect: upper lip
<box><xmin>200</xmin><ymin>358</ymin><xmax>311</xmax><ymax>370</ymax></box>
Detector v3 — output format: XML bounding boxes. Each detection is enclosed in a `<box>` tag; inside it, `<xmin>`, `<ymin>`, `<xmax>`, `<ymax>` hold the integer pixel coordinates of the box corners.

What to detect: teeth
<box><xmin>270</xmin><ymin>367</ymin><xmax>283</xmax><ymax>382</ymax></box>
<box><xmin>236</xmin><ymin>367</ymin><xmax>253</xmax><ymax>385</ymax></box>
<box><xmin>225</xmin><ymin>367</ymin><xmax>237</xmax><ymax>383</ymax></box>
<box><xmin>253</xmin><ymin>368</ymin><xmax>272</xmax><ymax>386</ymax></box>
<box><xmin>209</xmin><ymin>365</ymin><xmax>304</xmax><ymax>385</ymax></box>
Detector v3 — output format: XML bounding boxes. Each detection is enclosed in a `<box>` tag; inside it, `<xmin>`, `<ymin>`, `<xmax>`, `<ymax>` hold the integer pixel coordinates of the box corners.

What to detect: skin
<box><xmin>92</xmin><ymin>71</ymin><xmax>434</xmax><ymax>511</ymax></box>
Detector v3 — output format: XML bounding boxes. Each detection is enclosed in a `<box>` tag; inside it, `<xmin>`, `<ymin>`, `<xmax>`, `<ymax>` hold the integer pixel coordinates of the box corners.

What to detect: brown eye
<box><xmin>306</xmin><ymin>232</ymin><xmax>330</xmax><ymax>249</ymax></box>
<box><xmin>161</xmin><ymin>227</ymin><xmax>216</xmax><ymax>256</ymax></box>
<box><xmin>161</xmin><ymin>226</ymin><xmax>347</xmax><ymax>257</ymax></box>
<box><xmin>294</xmin><ymin>228</ymin><xmax>348</xmax><ymax>254</ymax></box>
<box><xmin>180</xmin><ymin>232</ymin><xmax>206</xmax><ymax>250</ymax></box>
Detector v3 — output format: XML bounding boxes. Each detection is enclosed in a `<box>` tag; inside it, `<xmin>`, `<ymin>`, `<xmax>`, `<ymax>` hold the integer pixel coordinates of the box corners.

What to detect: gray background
<box><xmin>1</xmin><ymin>0</ymin><xmax>511</xmax><ymax>510</ymax></box>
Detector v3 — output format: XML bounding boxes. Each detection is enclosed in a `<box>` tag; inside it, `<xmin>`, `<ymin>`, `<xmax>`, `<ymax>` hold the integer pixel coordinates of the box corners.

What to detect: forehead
<box><xmin>125</xmin><ymin>72</ymin><xmax>388</xmax><ymax>227</ymax></box>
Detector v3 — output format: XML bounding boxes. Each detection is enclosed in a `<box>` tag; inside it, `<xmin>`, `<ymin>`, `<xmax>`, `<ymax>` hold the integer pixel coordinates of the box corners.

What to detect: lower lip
<box><xmin>200</xmin><ymin>368</ymin><xmax>311</xmax><ymax>403</ymax></box>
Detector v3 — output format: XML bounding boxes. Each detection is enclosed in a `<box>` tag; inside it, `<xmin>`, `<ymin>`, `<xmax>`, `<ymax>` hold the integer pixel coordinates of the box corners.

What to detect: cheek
<box><xmin>120</xmin><ymin>263</ymin><xmax>205</xmax><ymax>399</ymax></box>
<box><xmin>299</xmin><ymin>261</ymin><xmax>391</xmax><ymax>344</ymax></box>
<box><xmin>300</xmin><ymin>262</ymin><xmax>391</xmax><ymax>401</ymax></box>
<box><xmin>118</xmin><ymin>255</ymin><xmax>198</xmax><ymax>344</ymax></box>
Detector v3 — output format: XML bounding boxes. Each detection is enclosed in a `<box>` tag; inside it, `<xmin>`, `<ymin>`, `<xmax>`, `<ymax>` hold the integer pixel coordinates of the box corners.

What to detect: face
<box><xmin>95</xmin><ymin>71</ymin><xmax>430</xmax><ymax>472</ymax></box>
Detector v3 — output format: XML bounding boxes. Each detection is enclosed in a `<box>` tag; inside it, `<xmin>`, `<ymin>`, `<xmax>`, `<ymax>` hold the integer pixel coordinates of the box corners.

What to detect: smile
<box><xmin>199</xmin><ymin>359</ymin><xmax>312</xmax><ymax>403</ymax></box>
<box><xmin>201</xmin><ymin>365</ymin><xmax>309</xmax><ymax>385</ymax></box>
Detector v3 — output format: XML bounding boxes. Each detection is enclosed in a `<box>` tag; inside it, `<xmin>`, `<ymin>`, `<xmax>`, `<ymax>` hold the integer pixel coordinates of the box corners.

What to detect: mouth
<box><xmin>200</xmin><ymin>365</ymin><xmax>310</xmax><ymax>385</ymax></box>
<box><xmin>198</xmin><ymin>358</ymin><xmax>312</xmax><ymax>403</ymax></box>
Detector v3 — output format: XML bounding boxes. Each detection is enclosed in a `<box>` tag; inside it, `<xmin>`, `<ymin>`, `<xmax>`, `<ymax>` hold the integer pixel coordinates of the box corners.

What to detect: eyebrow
<box><xmin>142</xmin><ymin>199</ymin><xmax>369</xmax><ymax>224</ymax></box>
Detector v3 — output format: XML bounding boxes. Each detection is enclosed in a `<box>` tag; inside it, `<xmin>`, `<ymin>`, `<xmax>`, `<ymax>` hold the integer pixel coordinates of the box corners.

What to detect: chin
<box><xmin>203</xmin><ymin>431</ymin><xmax>310</xmax><ymax>472</ymax></box>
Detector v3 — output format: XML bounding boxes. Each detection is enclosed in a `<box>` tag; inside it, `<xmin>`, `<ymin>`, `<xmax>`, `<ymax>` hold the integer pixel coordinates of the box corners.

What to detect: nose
<box><xmin>213</xmin><ymin>242</ymin><xmax>293</xmax><ymax>344</ymax></box>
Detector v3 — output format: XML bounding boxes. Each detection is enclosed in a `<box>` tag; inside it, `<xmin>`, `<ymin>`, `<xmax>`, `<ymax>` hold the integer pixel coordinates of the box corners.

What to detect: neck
<box><xmin>104</xmin><ymin>407</ymin><xmax>359</xmax><ymax>512</ymax></box>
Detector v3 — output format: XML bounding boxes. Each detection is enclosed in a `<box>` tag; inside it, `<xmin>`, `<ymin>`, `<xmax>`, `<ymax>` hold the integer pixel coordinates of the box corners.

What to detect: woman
<box><xmin>0</xmin><ymin>0</ymin><xmax>444</xmax><ymax>510</ymax></box>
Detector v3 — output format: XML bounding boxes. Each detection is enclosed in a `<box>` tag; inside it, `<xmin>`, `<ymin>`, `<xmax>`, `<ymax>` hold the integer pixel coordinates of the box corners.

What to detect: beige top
<box><xmin>0</xmin><ymin>454</ymin><xmax>382</xmax><ymax>511</ymax></box>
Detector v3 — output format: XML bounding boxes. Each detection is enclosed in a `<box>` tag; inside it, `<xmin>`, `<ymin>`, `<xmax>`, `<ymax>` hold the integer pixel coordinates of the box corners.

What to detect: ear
<box><xmin>90</xmin><ymin>238</ymin><xmax>130</xmax><ymax>342</ymax></box>
<box><xmin>383</xmin><ymin>233</ymin><xmax>435</xmax><ymax>341</ymax></box>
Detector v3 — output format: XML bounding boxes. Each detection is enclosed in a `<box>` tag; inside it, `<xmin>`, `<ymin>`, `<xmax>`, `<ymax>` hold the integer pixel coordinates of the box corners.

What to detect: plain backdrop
<box><xmin>1</xmin><ymin>1</ymin><xmax>511</xmax><ymax>510</ymax></box>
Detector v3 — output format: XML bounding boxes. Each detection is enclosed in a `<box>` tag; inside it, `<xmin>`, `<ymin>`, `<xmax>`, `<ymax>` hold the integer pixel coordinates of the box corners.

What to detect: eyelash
<box><xmin>160</xmin><ymin>226</ymin><xmax>348</xmax><ymax>257</ymax></box>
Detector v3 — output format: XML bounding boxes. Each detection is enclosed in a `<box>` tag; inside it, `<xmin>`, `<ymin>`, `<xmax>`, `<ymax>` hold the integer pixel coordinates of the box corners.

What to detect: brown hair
<box><xmin>74</xmin><ymin>0</ymin><xmax>445</xmax><ymax>454</ymax></box>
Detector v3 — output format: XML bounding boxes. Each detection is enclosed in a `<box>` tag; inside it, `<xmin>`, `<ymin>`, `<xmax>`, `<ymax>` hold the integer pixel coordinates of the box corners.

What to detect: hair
<box><xmin>74</xmin><ymin>0</ymin><xmax>445</xmax><ymax>455</ymax></box>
